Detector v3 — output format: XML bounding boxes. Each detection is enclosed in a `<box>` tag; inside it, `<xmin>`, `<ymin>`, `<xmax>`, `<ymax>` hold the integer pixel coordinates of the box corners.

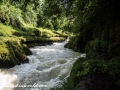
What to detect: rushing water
<box><xmin>0</xmin><ymin>41</ymin><xmax>85</xmax><ymax>90</ymax></box>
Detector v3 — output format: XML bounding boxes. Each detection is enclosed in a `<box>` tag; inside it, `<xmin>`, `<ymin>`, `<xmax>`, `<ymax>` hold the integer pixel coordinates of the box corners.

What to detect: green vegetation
<box><xmin>0</xmin><ymin>0</ymin><xmax>68</xmax><ymax>67</ymax></box>
<box><xmin>67</xmin><ymin>57</ymin><xmax>120</xmax><ymax>89</ymax></box>
<box><xmin>0</xmin><ymin>0</ymin><xmax>120</xmax><ymax>89</ymax></box>
<box><xmin>63</xmin><ymin>0</ymin><xmax>120</xmax><ymax>90</ymax></box>
<box><xmin>0</xmin><ymin>22</ymin><xmax>67</xmax><ymax>68</ymax></box>
<box><xmin>0</xmin><ymin>0</ymin><xmax>69</xmax><ymax>68</ymax></box>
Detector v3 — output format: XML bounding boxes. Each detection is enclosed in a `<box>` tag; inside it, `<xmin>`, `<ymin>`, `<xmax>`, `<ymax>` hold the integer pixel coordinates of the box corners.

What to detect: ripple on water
<box><xmin>0</xmin><ymin>41</ymin><xmax>85</xmax><ymax>90</ymax></box>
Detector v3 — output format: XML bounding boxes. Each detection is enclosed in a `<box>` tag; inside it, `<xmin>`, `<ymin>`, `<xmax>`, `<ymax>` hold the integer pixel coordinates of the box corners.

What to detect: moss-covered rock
<box><xmin>68</xmin><ymin>57</ymin><xmax>120</xmax><ymax>90</ymax></box>
<box><xmin>0</xmin><ymin>40</ymin><xmax>29</xmax><ymax>68</ymax></box>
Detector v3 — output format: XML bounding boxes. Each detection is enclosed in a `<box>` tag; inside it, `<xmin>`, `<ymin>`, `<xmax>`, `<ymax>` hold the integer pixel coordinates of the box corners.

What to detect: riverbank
<box><xmin>63</xmin><ymin>20</ymin><xmax>120</xmax><ymax>90</ymax></box>
<box><xmin>51</xmin><ymin>39</ymin><xmax>120</xmax><ymax>90</ymax></box>
<box><xmin>0</xmin><ymin>23</ymin><xmax>68</xmax><ymax>68</ymax></box>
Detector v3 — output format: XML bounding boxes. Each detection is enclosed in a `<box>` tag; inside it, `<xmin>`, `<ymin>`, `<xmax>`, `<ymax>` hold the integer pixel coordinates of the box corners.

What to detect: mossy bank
<box><xmin>0</xmin><ymin>23</ymin><xmax>67</xmax><ymax>68</ymax></box>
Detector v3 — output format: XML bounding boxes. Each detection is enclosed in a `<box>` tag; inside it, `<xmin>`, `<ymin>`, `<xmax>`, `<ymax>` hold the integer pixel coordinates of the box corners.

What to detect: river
<box><xmin>0</xmin><ymin>41</ymin><xmax>85</xmax><ymax>90</ymax></box>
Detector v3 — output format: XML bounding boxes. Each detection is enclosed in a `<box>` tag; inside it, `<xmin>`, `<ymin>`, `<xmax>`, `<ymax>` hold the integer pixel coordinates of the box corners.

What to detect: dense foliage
<box><xmin>0</xmin><ymin>0</ymin><xmax>120</xmax><ymax>89</ymax></box>
<box><xmin>64</xmin><ymin>0</ymin><xmax>120</xmax><ymax>90</ymax></box>
<box><xmin>0</xmin><ymin>0</ymin><xmax>70</xmax><ymax>30</ymax></box>
<box><xmin>0</xmin><ymin>0</ymin><xmax>68</xmax><ymax>68</ymax></box>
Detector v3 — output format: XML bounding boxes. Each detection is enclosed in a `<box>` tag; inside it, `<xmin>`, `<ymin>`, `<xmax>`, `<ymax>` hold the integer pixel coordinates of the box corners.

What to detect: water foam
<box><xmin>0</xmin><ymin>41</ymin><xmax>85</xmax><ymax>90</ymax></box>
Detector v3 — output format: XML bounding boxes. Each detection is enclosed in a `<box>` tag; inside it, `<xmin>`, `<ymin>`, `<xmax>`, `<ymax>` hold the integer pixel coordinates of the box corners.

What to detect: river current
<box><xmin>0</xmin><ymin>41</ymin><xmax>85</xmax><ymax>90</ymax></box>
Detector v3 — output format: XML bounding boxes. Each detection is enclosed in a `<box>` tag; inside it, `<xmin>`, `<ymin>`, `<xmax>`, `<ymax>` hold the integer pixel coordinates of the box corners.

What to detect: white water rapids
<box><xmin>0</xmin><ymin>41</ymin><xmax>85</xmax><ymax>90</ymax></box>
